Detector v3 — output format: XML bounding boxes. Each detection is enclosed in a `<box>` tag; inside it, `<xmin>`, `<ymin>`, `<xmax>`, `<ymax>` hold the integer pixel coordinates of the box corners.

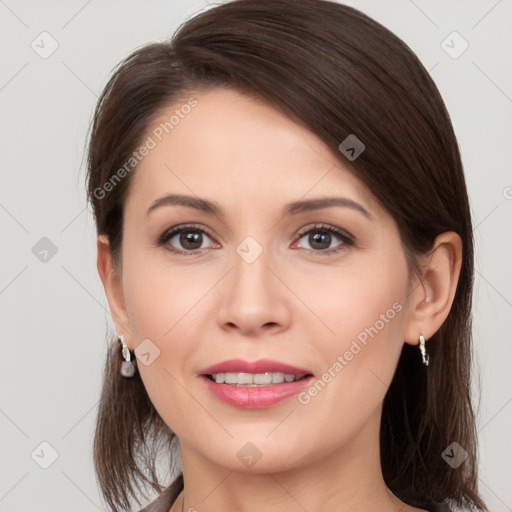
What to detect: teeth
<box><xmin>211</xmin><ymin>372</ymin><xmax>301</xmax><ymax>386</ymax></box>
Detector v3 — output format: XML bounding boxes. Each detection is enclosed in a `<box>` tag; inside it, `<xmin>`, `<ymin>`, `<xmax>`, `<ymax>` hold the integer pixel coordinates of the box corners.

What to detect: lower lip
<box><xmin>201</xmin><ymin>375</ymin><xmax>314</xmax><ymax>409</ymax></box>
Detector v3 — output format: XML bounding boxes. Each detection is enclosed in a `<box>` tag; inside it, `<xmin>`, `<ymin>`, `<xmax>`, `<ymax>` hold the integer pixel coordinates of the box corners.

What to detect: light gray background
<box><xmin>1</xmin><ymin>0</ymin><xmax>510</xmax><ymax>510</ymax></box>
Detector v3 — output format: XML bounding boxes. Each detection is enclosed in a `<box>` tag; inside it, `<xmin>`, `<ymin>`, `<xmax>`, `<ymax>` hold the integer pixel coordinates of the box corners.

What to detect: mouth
<box><xmin>198</xmin><ymin>359</ymin><xmax>315</xmax><ymax>408</ymax></box>
<box><xmin>198</xmin><ymin>358</ymin><xmax>314</xmax><ymax>384</ymax></box>
<box><xmin>203</xmin><ymin>371</ymin><xmax>312</xmax><ymax>386</ymax></box>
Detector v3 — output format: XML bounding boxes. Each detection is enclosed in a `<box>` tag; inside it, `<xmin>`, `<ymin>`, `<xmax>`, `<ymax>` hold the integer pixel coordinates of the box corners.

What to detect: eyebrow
<box><xmin>146</xmin><ymin>193</ymin><xmax>372</xmax><ymax>219</ymax></box>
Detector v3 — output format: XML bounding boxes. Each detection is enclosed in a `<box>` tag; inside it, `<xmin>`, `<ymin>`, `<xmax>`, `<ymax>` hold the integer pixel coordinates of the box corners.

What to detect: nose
<box><xmin>216</xmin><ymin>248</ymin><xmax>292</xmax><ymax>338</ymax></box>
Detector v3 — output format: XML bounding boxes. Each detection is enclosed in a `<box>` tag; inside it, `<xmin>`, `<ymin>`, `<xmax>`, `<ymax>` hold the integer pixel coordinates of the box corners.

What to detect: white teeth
<box><xmin>211</xmin><ymin>372</ymin><xmax>301</xmax><ymax>386</ymax></box>
<box><xmin>237</xmin><ymin>373</ymin><xmax>254</xmax><ymax>385</ymax></box>
<box><xmin>224</xmin><ymin>373</ymin><xmax>237</xmax><ymax>384</ymax></box>
<box><xmin>253</xmin><ymin>373</ymin><xmax>273</xmax><ymax>385</ymax></box>
<box><xmin>272</xmin><ymin>372</ymin><xmax>285</xmax><ymax>384</ymax></box>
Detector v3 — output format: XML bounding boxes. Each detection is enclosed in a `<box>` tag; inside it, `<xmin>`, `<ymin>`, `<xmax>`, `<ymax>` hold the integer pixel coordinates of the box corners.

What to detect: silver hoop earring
<box><xmin>119</xmin><ymin>335</ymin><xmax>136</xmax><ymax>378</ymax></box>
<box><xmin>419</xmin><ymin>334</ymin><xmax>429</xmax><ymax>366</ymax></box>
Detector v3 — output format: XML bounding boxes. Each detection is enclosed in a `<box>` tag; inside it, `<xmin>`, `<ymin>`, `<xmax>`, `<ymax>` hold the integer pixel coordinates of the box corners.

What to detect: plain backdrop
<box><xmin>1</xmin><ymin>0</ymin><xmax>511</xmax><ymax>510</ymax></box>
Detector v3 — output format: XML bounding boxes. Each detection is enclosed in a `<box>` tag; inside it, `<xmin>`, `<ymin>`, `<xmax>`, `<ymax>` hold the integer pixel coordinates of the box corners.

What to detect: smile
<box><xmin>206</xmin><ymin>372</ymin><xmax>308</xmax><ymax>386</ymax></box>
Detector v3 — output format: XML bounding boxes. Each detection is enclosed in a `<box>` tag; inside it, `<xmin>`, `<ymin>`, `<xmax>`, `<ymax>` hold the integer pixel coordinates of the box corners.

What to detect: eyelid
<box><xmin>296</xmin><ymin>223</ymin><xmax>355</xmax><ymax>244</ymax></box>
<box><xmin>156</xmin><ymin>223</ymin><xmax>218</xmax><ymax>248</ymax></box>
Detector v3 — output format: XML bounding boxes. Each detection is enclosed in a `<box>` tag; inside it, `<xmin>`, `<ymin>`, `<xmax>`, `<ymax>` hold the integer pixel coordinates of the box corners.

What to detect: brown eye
<box><xmin>295</xmin><ymin>224</ymin><xmax>354</xmax><ymax>255</ymax></box>
<box><xmin>157</xmin><ymin>224</ymin><xmax>218</xmax><ymax>254</ymax></box>
<box><xmin>306</xmin><ymin>231</ymin><xmax>333</xmax><ymax>251</ymax></box>
<box><xmin>178</xmin><ymin>230</ymin><xmax>204</xmax><ymax>251</ymax></box>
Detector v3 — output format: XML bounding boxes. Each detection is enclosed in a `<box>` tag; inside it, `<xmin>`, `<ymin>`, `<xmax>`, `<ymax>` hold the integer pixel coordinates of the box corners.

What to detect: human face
<box><xmin>118</xmin><ymin>87</ymin><xmax>414</xmax><ymax>473</ymax></box>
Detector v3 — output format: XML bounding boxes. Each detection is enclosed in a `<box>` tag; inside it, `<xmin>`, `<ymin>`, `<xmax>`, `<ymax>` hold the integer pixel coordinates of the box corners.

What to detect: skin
<box><xmin>97</xmin><ymin>87</ymin><xmax>462</xmax><ymax>512</ymax></box>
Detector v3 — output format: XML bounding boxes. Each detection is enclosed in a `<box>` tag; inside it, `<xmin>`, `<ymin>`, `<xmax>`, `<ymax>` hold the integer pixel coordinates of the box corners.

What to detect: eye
<box><xmin>294</xmin><ymin>223</ymin><xmax>354</xmax><ymax>255</ymax></box>
<box><xmin>157</xmin><ymin>224</ymin><xmax>218</xmax><ymax>255</ymax></box>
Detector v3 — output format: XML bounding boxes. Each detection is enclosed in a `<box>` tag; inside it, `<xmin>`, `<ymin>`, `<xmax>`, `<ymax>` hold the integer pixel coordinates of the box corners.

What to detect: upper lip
<box><xmin>199</xmin><ymin>359</ymin><xmax>313</xmax><ymax>377</ymax></box>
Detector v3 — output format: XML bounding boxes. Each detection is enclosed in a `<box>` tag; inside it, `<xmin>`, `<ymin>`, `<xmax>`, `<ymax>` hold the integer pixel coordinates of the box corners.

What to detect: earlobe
<box><xmin>96</xmin><ymin>235</ymin><xmax>132</xmax><ymax>342</ymax></box>
<box><xmin>404</xmin><ymin>231</ymin><xmax>462</xmax><ymax>345</ymax></box>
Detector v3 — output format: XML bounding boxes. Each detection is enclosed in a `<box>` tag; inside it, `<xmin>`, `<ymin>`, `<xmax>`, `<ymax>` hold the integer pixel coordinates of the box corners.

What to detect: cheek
<box><xmin>291</xmin><ymin>253</ymin><xmax>409</xmax><ymax>347</ymax></box>
<box><xmin>294</xmin><ymin>255</ymin><xmax>409</xmax><ymax>396</ymax></box>
<box><xmin>122</xmin><ymin>244</ymin><xmax>204</xmax><ymax>340</ymax></box>
<box><xmin>291</xmin><ymin>279</ymin><xmax>408</xmax><ymax>451</ymax></box>
<box><xmin>120</xmin><ymin>249</ymin><xmax>211</xmax><ymax>427</ymax></box>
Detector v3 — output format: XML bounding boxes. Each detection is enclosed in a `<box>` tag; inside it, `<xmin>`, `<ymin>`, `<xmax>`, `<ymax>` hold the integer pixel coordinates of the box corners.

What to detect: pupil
<box><xmin>310</xmin><ymin>231</ymin><xmax>330</xmax><ymax>250</ymax></box>
<box><xmin>180</xmin><ymin>231</ymin><xmax>202</xmax><ymax>250</ymax></box>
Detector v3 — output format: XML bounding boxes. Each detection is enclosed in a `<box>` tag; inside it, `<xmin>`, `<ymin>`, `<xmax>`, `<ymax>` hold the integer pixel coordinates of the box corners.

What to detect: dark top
<box><xmin>138</xmin><ymin>478</ymin><xmax>453</xmax><ymax>512</ymax></box>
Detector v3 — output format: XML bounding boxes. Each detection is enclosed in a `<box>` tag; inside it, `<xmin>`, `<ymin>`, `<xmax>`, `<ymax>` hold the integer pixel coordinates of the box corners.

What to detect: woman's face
<box><xmin>116</xmin><ymin>87</ymin><xmax>418</xmax><ymax>473</ymax></box>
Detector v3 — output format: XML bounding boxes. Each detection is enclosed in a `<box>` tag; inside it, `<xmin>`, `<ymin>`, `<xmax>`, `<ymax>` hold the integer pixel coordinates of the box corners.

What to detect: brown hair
<box><xmin>86</xmin><ymin>1</ymin><xmax>487</xmax><ymax>510</ymax></box>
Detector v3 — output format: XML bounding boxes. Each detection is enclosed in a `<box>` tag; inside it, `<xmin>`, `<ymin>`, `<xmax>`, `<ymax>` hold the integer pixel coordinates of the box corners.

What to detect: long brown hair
<box><xmin>86</xmin><ymin>1</ymin><xmax>486</xmax><ymax>510</ymax></box>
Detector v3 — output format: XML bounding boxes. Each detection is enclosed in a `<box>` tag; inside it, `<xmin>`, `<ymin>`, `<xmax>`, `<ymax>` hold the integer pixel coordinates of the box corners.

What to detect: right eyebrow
<box><xmin>146</xmin><ymin>194</ymin><xmax>223</xmax><ymax>217</ymax></box>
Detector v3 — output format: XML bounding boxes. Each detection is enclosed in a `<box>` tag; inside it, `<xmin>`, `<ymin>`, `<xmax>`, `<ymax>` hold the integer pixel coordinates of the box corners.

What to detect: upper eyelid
<box><xmin>161</xmin><ymin>223</ymin><xmax>215</xmax><ymax>239</ymax></box>
<box><xmin>296</xmin><ymin>223</ymin><xmax>353</xmax><ymax>239</ymax></box>
<box><xmin>156</xmin><ymin>223</ymin><xmax>214</xmax><ymax>248</ymax></box>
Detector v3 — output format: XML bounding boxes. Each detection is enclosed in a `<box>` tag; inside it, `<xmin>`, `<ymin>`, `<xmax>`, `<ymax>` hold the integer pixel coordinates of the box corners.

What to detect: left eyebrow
<box><xmin>145</xmin><ymin>193</ymin><xmax>372</xmax><ymax>219</ymax></box>
<box><xmin>281</xmin><ymin>196</ymin><xmax>372</xmax><ymax>219</ymax></box>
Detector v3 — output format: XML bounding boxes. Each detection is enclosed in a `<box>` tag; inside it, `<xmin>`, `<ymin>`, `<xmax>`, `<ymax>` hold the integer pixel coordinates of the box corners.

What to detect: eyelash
<box><xmin>156</xmin><ymin>223</ymin><xmax>355</xmax><ymax>257</ymax></box>
<box><xmin>296</xmin><ymin>223</ymin><xmax>354</xmax><ymax>255</ymax></box>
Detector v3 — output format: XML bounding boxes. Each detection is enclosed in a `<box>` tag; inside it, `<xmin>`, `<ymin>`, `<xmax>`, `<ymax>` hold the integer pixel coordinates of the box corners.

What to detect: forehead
<box><xmin>126</xmin><ymin>87</ymin><xmax>377</xmax><ymax>216</ymax></box>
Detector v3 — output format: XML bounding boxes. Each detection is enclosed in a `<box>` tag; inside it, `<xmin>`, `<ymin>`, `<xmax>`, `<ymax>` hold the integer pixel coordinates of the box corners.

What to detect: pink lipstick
<box><xmin>198</xmin><ymin>359</ymin><xmax>314</xmax><ymax>409</ymax></box>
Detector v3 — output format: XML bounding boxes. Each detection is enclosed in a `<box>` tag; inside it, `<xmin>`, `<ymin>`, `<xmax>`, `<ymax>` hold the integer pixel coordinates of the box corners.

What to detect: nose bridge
<box><xmin>231</xmin><ymin>230</ymin><xmax>272</xmax><ymax>289</ymax></box>
<box><xmin>216</xmin><ymin>235</ymin><xmax>290</xmax><ymax>334</ymax></box>
<box><xmin>231</xmin><ymin>239</ymin><xmax>275</xmax><ymax>309</ymax></box>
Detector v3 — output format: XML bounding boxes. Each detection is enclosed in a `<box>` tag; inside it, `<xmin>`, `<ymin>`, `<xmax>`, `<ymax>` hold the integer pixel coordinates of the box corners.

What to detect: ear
<box><xmin>403</xmin><ymin>231</ymin><xmax>463</xmax><ymax>345</ymax></box>
<box><xmin>96</xmin><ymin>234</ymin><xmax>132</xmax><ymax>347</ymax></box>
